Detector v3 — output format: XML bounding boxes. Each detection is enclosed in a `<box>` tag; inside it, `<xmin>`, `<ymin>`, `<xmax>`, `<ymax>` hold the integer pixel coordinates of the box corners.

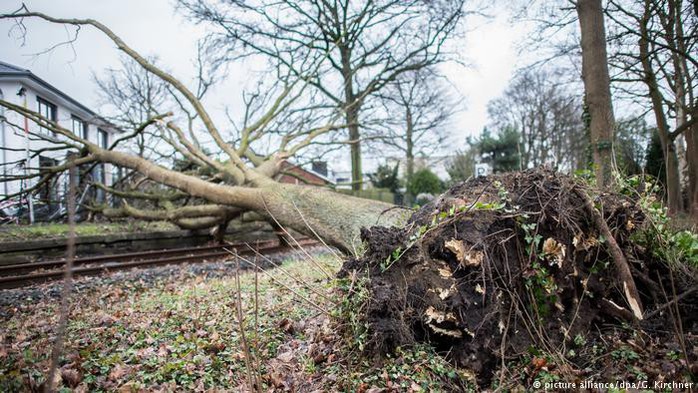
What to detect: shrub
<box><xmin>407</xmin><ymin>168</ymin><xmax>442</xmax><ymax>196</ymax></box>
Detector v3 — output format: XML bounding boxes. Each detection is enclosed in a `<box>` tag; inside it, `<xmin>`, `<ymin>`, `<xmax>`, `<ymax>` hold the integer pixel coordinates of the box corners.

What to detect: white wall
<box><xmin>0</xmin><ymin>79</ymin><xmax>117</xmax><ymax>205</ymax></box>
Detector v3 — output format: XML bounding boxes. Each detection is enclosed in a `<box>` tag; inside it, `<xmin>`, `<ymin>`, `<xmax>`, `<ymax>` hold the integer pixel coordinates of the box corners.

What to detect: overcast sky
<box><xmin>0</xmin><ymin>0</ymin><xmax>533</xmax><ymax>173</ymax></box>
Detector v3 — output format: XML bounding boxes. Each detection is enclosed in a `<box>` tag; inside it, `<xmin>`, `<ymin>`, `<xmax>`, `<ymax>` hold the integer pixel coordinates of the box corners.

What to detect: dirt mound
<box><xmin>340</xmin><ymin>169</ymin><xmax>697</xmax><ymax>385</ymax></box>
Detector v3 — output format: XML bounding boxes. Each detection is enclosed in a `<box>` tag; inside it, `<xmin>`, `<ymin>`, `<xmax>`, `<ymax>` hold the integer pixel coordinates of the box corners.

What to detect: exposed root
<box><xmin>340</xmin><ymin>169</ymin><xmax>697</xmax><ymax>386</ymax></box>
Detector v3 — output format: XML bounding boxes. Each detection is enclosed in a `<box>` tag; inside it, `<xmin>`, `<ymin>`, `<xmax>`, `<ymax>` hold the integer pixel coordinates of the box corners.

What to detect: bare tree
<box><xmin>94</xmin><ymin>55</ymin><xmax>169</xmax><ymax>159</ymax></box>
<box><xmin>487</xmin><ymin>69</ymin><xmax>587</xmax><ymax>171</ymax></box>
<box><xmin>577</xmin><ymin>0</ymin><xmax>618</xmax><ymax>187</ymax></box>
<box><xmin>176</xmin><ymin>0</ymin><xmax>466</xmax><ymax>190</ymax></box>
<box><xmin>445</xmin><ymin>148</ymin><xmax>476</xmax><ymax>183</ymax></box>
<box><xmin>605</xmin><ymin>0</ymin><xmax>697</xmax><ymax>216</ymax></box>
<box><xmin>373</xmin><ymin>68</ymin><xmax>455</xmax><ymax>202</ymax></box>
<box><xmin>0</xmin><ymin>8</ymin><xmax>408</xmax><ymax>254</ymax></box>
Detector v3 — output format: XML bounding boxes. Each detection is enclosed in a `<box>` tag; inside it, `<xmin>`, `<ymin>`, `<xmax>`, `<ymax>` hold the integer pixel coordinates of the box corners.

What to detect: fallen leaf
<box><xmin>108</xmin><ymin>364</ymin><xmax>129</xmax><ymax>381</ymax></box>
<box><xmin>445</xmin><ymin>239</ymin><xmax>483</xmax><ymax>267</ymax></box>
<box><xmin>279</xmin><ymin>318</ymin><xmax>295</xmax><ymax>334</ymax></box>
<box><xmin>424</xmin><ymin>306</ymin><xmax>457</xmax><ymax>324</ymax></box>
<box><xmin>277</xmin><ymin>351</ymin><xmax>294</xmax><ymax>362</ymax></box>
<box><xmin>532</xmin><ymin>356</ymin><xmax>547</xmax><ymax>369</ymax></box>
<box><xmin>437</xmin><ymin>287</ymin><xmax>453</xmax><ymax>300</ymax></box>
<box><xmin>445</xmin><ymin>239</ymin><xmax>466</xmax><ymax>262</ymax></box>
<box><xmin>437</xmin><ymin>266</ymin><xmax>452</xmax><ymax>277</ymax></box>
<box><xmin>542</xmin><ymin>238</ymin><xmax>566</xmax><ymax>267</ymax></box>
<box><xmin>61</xmin><ymin>367</ymin><xmax>82</xmax><ymax>388</ymax></box>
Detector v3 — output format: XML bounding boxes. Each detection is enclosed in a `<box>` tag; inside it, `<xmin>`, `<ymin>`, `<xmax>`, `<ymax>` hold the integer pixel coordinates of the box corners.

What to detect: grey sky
<box><xmin>0</xmin><ymin>0</ymin><xmax>532</xmax><ymax>173</ymax></box>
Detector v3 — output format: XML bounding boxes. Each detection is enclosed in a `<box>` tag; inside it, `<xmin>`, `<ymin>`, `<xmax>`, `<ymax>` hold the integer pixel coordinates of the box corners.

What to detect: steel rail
<box><xmin>0</xmin><ymin>240</ymin><xmax>279</xmax><ymax>275</ymax></box>
<box><xmin>0</xmin><ymin>239</ymin><xmax>318</xmax><ymax>289</ymax></box>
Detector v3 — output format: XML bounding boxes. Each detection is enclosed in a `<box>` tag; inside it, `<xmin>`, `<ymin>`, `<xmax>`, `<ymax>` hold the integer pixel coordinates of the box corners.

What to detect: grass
<box><xmin>0</xmin><ymin>221</ymin><xmax>178</xmax><ymax>241</ymax></box>
<box><xmin>0</xmin><ymin>253</ymin><xmax>339</xmax><ymax>391</ymax></box>
<box><xmin>0</xmin><ymin>250</ymin><xmax>473</xmax><ymax>392</ymax></box>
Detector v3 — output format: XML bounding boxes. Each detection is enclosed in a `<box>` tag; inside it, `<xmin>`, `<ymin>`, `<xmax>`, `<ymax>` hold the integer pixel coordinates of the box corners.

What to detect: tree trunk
<box><xmin>577</xmin><ymin>0</ymin><xmax>616</xmax><ymax>188</ymax></box>
<box><xmin>639</xmin><ymin>4</ymin><xmax>683</xmax><ymax>214</ymax></box>
<box><xmin>257</xmin><ymin>183</ymin><xmax>407</xmax><ymax>254</ymax></box>
<box><xmin>341</xmin><ymin>47</ymin><xmax>363</xmax><ymax>191</ymax></box>
<box><xmin>347</xmin><ymin>109</ymin><xmax>363</xmax><ymax>191</ymax></box>
<box><xmin>405</xmin><ymin>107</ymin><xmax>415</xmax><ymax>205</ymax></box>
<box><xmin>669</xmin><ymin>0</ymin><xmax>696</xmax><ymax>219</ymax></box>
<box><xmin>686</xmin><ymin>123</ymin><xmax>698</xmax><ymax>220</ymax></box>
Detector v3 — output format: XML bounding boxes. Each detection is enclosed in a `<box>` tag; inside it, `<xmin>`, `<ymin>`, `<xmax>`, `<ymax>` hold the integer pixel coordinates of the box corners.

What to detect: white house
<box><xmin>0</xmin><ymin>61</ymin><xmax>122</xmax><ymax>220</ymax></box>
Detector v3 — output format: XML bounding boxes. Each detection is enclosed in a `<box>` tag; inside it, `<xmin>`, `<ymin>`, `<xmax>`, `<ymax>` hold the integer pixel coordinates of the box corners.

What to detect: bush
<box><xmin>407</xmin><ymin>168</ymin><xmax>442</xmax><ymax>196</ymax></box>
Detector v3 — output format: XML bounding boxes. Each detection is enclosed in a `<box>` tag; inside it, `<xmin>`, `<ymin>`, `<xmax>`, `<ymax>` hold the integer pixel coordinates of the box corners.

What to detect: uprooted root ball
<box><xmin>339</xmin><ymin>169</ymin><xmax>697</xmax><ymax>386</ymax></box>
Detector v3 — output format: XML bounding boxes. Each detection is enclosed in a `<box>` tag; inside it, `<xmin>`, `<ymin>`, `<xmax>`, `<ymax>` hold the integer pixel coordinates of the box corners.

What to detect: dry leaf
<box><xmin>542</xmin><ymin>238</ymin><xmax>566</xmax><ymax>267</ymax></box>
<box><xmin>424</xmin><ymin>306</ymin><xmax>457</xmax><ymax>324</ymax></box>
<box><xmin>532</xmin><ymin>356</ymin><xmax>547</xmax><ymax>369</ymax></box>
<box><xmin>436</xmin><ymin>260</ymin><xmax>452</xmax><ymax>277</ymax></box>
<box><xmin>438</xmin><ymin>288</ymin><xmax>451</xmax><ymax>300</ymax></box>
<box><xmin>108</xmin><ymin>364</ymin><xmax>129</xmax><ymax>381</ymax></box>
<box><xmin>279</xmin><ymin>318</ymin><xmax>295</xmax><ymax>334</ymax></box>
<box><xmin>444</xmin><ymin>239</ymin><xmax>483</xmax><ymax>267</ymax></box>
<box><xmin>61</xmin><ymin>367</ymin><xmax>82</xmax><ymax>388</ymax></box>
<box><xmin>445</xmin><ymin>239</ymin><xmax>466</xmax><ymax>261</ymax></box>
<box><xmin>277</xmin><ymin>351</ymin><xmax>294</xmax><ymax>363</ymax></box>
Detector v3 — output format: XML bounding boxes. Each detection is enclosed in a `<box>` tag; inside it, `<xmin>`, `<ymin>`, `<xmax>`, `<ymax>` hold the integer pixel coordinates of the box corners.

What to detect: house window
<box><xmin>98</xmin><ymin>129</ymin><xmax>108</xmax><ymax>149</ymax></box>
<box><xmin>37</xmin><ymin>96</ymin><xmax>57</xmax><ymax>135</ymax></box>
<box><xmin>72</xmin><ymin>116</ymin><xmax>88</xmax><ymax>140</ymax></box>
<box><xmin>94</xmin><ymin>129</ymin><xmax>109</xmax><ymax>202</ymax></box>
<box><xmin>39</xmin><ymin>155</ymin><xmax>59</xmax><ymax>212</ymax></box>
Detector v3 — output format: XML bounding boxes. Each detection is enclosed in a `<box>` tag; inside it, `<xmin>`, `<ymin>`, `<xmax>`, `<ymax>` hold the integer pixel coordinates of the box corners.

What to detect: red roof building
<box><xmin>276</xmin><ymin>161</ymin><xmax>334</xmax><ymax>186</ymax></box>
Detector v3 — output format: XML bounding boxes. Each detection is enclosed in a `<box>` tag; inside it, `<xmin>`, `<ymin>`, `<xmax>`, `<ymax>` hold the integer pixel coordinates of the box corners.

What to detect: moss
<box><xmin>0</xmin><ymin>221</ymin><xmax>178</xmax><ymax>241</ymax></box>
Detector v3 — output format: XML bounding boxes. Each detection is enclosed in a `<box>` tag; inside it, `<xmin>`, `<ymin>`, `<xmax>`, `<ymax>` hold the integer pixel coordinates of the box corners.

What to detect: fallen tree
<box><xmin>0</xmin><ymin>8</ymin><xmax>409</xmax><ymax>254</ymax></box>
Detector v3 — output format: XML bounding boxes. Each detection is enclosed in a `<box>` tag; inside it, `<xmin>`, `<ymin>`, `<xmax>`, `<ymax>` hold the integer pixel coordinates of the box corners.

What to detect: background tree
<box><xmin>368</xmin><ymin>163</ymin><xmax>400</xmax><ymax>193</ymax></box>
<box><xmin>605</xmin><ymin>0</ymin><xmax>697</xmax><ymax>216</ymax></box>
<box><xmin>645</xmin><ymin>129</ymin><xmax>667</xmax><ymax>185</ymax></box>
<box><xmin>470</xmin><ymin>127</ymin><xmax>521</xmax><ymax>173</ymax></box>
<box><xmin>176</xmin><ymin>0</ymin><xmax>466</xmax><ymax>190</ymax></box>
<box><xmin>406</xmin><ymin>168</ymin><xmax>442</xmax><ymax>197</ymax></box>
<box><xmin>614</xmin><ymin>117</ymin><xmax>653</xmax><ymax>175</ymax></box>
<box><xmin>446</xmin><ymin>148</ymin><xmax>476</xmax><ymax>184</ymax></box>
<box><xmin>373</xmin><ymin>68</ymin><xmax>454</xmax><ymax>203</ymax></box>
<box><xmin>95</xmin><ymin>55</ymin><xmax>170</xmax><ymax>159</ymax></box>
<box><xmin>487</xmin><ymin>69</ymin><xmax>587</xmax><ymax>171</ymax></box>
<box><xmin>576</xmin><ymin>0</ymin><xmax>617</xmax><ymax>187</ymax></box>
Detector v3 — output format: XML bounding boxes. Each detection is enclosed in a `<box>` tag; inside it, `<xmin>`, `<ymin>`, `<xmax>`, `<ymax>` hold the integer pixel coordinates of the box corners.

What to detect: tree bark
<box><xmin>347</xmin><ymin>109</ymin><xmax>363</xmax><ymax>191</ymax></box>
<box><xmin>255</xmin><ymin>182</ymin><xmax>407</xmax><ymax>254</ymax></box>
<box><xmin>686</xmin><ymin>123</ymin><xmax>698</xmax><ymax>220</ymax></box>
<box><xmin>405</xmin><ymin>107</ymin><xmax>415</xmax><ymax>205</ymax></box>
<box><xmin>577</xmin><ymin>0</ymin><xmax>616</xmax><ymax>188</ymax></box>
<box><xmin>341</xmin><ymin>47</ymin><xmax>363</xmax><ymax>191</ymax></box>
<box><xmin>639</xmin><ymin>3</ymin><xmax>684</xmax><ymax>214</ymax></box>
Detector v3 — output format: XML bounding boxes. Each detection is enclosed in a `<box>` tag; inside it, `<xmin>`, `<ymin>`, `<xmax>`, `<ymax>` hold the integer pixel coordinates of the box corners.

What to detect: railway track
<box><xmin>0</xmin><ymin>239</ymin><xmax>318</xmax><ymax>289</ymax></box>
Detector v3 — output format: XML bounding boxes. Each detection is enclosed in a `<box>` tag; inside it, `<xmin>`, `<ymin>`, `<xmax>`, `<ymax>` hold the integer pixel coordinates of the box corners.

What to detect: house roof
<box><xmin>279</xmin><ymin>160</ymin><xmax>336</xmax><ymax>185</ymax></box>
<box><xmin>0</xmin><ymin>61</ymin><xmax>28</xmax><ymax>74</ymax></box>
<box><xmin>0</xmin><ymin>60</ymin><xmax>121</xmax><ymax>132</ymax></box>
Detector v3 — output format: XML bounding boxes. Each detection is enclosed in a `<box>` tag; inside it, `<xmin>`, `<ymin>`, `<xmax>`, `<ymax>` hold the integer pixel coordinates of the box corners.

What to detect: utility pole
<box><xmin>17</xmin><ymin>87</ymin><xmax>34</xmax><ymax>224</ymax></box>
<box><xmin>0</xmin><ymin>89</ymin><xmax>7</xmax><ymax>197</ymax></box>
